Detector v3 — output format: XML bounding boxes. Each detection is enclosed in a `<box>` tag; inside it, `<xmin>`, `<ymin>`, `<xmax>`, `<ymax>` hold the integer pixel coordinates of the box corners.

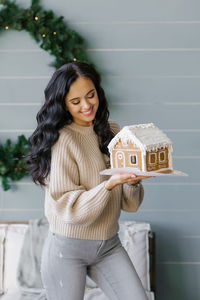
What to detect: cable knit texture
<box><xmin>44</xmin><ymin>120</ymin><xmax>144</xmax><ymax>240</ymax></box>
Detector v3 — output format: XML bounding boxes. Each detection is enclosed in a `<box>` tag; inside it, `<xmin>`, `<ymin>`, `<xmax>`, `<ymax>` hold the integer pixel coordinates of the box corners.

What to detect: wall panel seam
<box><xmin>1</xmin><ymin>48</ymin><xmax>200</xmax><ymax>52</ymax></box>
<box><xmin>158</xmin><ymin>261</ymin><xmax>200</xmax><ymax>265</ymax></box>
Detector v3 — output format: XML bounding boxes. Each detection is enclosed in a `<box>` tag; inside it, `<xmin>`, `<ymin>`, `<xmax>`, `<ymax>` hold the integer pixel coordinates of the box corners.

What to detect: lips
<box><xmin>81</xmin><ymin>107</ymin><xmax>94</xmax><ymax>116</ymax></box>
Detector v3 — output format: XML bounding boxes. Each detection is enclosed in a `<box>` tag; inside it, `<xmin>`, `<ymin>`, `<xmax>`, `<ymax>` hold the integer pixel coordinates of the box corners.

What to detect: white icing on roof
<box><xmin>108</xmin><ymin>123</ymin><xmax>173</xmax><ymax>153</ymax></box>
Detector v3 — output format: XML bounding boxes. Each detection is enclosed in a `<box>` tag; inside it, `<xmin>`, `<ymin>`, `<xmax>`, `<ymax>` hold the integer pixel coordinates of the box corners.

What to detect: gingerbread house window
<box><xmin>159</xmin><ymin>151</ymin><xmax>166</xmax><ymax>162</ymax></box>
<box><xmin>149</xmin><ymin>153</ymin><xmax>156</xmax><ymax>165</ymax></box>
<box><xmin>130</xmin><ymin>155</ymin><xmax>137</xmax><ymax>165</ymax></box>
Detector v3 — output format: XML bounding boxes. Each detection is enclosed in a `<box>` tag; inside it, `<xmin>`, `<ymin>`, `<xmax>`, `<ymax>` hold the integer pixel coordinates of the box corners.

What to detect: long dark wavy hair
<box><xmin>25</xmin><ymin>62</ymin><xmax>114</xmax><ymax>186</ymax></box>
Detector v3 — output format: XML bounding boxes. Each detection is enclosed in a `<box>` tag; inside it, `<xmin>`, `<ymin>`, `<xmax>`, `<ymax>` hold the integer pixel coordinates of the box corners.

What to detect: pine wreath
<box><xmin>0</xmin><ymin>0</ymin><xmax>93</xmax><ymax>190</ymax></box>
<box><xmin>0</xmin><ymin>0</ymin><xmax>91</xmax><ymax>68</ymax></box>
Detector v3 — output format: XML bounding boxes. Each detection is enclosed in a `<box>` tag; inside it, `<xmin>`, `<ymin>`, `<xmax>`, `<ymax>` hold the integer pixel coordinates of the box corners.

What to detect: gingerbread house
<box><xmin>108</xmin><ymin>123</ymin><xmax>173</xmax><ymax>173</ymax></box>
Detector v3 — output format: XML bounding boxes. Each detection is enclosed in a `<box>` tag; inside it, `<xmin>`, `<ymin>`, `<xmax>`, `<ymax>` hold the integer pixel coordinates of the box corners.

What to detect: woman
<box><xmin>26</xmin><ymin>62</ymin><xmax>150</xmax><ymax>300</ymax></box>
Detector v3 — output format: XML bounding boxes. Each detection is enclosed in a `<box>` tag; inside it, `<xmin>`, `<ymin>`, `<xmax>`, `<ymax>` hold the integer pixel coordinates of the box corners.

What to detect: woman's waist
<box><xmin>46</xmin><ymin>212</ymin><xmax>120</xmax><ymax>241</ymax></box>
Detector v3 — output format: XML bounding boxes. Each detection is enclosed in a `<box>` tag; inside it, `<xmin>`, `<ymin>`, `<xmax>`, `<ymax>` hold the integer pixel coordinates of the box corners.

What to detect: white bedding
<box><xmin>84</xmin><ymin>287</ymin><xmax>155</xmax><ymax>300</ymax></box>
<box><xmin>0</xmin><ymin>288</ymin><xmax>155</xmax><ymax>300</ymax></box>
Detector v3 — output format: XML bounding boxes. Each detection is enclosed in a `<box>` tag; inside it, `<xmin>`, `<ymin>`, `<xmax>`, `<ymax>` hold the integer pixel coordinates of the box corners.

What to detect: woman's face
<box><xmin>65</xmin><ymin>76</ymin><xmax>99</xmax><ymax>126</ymax></box>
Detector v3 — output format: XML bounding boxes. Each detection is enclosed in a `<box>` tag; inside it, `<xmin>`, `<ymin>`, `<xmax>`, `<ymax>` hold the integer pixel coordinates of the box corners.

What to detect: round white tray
<box><xmin>100</xmin><ymin>167</ymin><xmax>188</xmax><ymax>177</ymax></box>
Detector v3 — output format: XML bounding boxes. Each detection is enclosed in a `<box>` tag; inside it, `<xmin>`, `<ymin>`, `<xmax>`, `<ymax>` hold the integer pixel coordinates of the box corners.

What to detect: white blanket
<box><xmin>16</xmin><ymin>218</ymin><xmax>49</xmax><ymax>300</ymax></box>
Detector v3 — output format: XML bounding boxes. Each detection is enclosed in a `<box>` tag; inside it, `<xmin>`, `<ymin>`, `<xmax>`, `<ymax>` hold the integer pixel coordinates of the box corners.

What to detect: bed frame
<box><xmin>148</xmin><ymin>231</ymin><xmax>156</xmax><ymax>297</ymax></box>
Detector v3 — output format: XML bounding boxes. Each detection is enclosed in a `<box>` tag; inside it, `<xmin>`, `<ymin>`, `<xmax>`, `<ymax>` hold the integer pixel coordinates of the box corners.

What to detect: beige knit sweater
<box><xmin>44</xmin><ymin>120</ymin><xmax>144</xmax><ymax>240</ymax></box>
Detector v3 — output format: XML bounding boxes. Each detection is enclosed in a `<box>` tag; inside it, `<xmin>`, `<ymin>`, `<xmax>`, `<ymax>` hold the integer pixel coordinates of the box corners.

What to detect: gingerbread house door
<box><xmin>115</xmin><ymin>151</ymin><xmax>125</xmax><ymax>168</ymax></box>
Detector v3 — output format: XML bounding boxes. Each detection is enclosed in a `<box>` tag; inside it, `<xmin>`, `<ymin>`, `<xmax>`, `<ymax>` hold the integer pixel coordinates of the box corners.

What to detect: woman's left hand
<box><xmin>127</xmin><ymin>174</ymin><xmax>153</xmax><ymax>185</ymax></box>
<box><xmin>105</xmin><ymin>172</ymin><xmax>153</xmax><ymax>190</ymax></box>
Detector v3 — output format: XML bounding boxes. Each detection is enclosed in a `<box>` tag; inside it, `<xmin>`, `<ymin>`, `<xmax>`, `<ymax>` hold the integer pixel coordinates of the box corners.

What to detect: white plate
<box><xmin>100</xmin><ymin>167</ymin><xmax>188</xmax><ymax>177</ymax></box>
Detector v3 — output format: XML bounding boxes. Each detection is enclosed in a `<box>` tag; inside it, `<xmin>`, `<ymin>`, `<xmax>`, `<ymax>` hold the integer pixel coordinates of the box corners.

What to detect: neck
<box><xmin>64</xmin><ymin>121</ymin><xmax>96</xmax><ymax>135</ymax></box>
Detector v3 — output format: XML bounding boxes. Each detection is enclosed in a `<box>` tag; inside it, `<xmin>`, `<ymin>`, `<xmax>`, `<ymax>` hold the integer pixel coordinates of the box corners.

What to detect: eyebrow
<box><xmin>68</xmin><ymin>89</ymin><xmax>95</xmax><ymax>102</ymax></box>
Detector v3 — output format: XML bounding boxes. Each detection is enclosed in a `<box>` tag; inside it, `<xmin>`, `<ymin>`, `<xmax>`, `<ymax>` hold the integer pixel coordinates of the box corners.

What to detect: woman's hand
<box><xmin>105</xmin><ymin>172</ymin><xmax>152</xmax><ymax>191</ymax></box>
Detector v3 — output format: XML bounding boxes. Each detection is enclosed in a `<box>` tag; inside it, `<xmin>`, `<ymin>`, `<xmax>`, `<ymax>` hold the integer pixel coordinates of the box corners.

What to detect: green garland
<box><xmin>0</xmin><ymin>136</ymin><xmax>30</xmax><ymax>191</ymax></box>
<box><xmin>0</xmin><ymin>0</ymin><xmax>93</xmax><ymax>190</ymax></box>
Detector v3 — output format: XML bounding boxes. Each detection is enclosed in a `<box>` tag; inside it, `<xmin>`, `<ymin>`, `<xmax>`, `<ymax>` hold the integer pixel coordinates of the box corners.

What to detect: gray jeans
<box><xmin>41</xmin><ymin>230</ymin><xmax>148</xmax><ymax>300</ymax></box>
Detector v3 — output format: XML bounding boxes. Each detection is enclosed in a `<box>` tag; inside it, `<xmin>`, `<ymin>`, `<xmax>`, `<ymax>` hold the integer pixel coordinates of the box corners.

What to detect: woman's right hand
<box><xmin>104</xmin><ymin>172</ymin><xmax>152</xmax><ymax>191</ymax></box>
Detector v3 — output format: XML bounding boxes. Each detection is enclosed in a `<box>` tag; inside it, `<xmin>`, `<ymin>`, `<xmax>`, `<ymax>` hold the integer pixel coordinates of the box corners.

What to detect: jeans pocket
<box><xmin>96</xmin><ymin>240</ymin><xmax>104</xmax><ymax>256</ymax></box>
<box><xmin>97</xmin><ymin>234</ymin><xmax>122</xmax><ymax>257</ymax></box>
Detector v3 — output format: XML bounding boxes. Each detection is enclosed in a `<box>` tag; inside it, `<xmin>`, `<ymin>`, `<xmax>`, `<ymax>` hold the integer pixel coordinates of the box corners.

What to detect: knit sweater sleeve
<box><xmin>48</xmin><ymin>134</ymin><xmax>111</xmax><ymax>226</ymax></box>
<box><xmin>121</xmin><ymin>182</ymin><xmax>144</xmax><ymax>212</ymax></box>
<box><xmin>109</xmin><ymin>119</ymin><xmax>121</xmax><ymax>135</ymax></box>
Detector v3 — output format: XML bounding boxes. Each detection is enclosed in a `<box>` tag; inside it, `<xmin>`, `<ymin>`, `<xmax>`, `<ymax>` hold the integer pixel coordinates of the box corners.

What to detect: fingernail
<box><xmin>131</xmin><ymin>174</ymin><xmax>136</xmax><ymax>178</ymax></box>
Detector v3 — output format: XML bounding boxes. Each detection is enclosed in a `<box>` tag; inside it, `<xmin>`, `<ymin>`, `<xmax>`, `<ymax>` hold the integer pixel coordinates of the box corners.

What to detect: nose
<box><xmin>81</xmin><ymin>98</ymin><xmax>91</xmax><ymax>110</ymax></box>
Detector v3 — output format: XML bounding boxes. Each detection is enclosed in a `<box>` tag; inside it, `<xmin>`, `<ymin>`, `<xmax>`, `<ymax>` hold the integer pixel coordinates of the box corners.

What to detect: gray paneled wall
<box><xmin>0</xmin><ymin>0</ymin><xmax>200</xmax><ymax>299</ymax></box>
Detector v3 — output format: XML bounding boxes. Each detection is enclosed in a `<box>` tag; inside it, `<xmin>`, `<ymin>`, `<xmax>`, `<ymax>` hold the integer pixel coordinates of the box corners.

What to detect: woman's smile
<box><xmin>81</xmin><ymin>106</ymin><xmax>94</xmax><ymax>116</ymax></box>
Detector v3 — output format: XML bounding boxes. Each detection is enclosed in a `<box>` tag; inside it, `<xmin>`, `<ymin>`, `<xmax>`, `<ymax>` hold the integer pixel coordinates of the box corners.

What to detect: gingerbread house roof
<box><xmin>108</xmin><ymin>123</ymin><xmax>173</xmax><ymax>153</ymax></box>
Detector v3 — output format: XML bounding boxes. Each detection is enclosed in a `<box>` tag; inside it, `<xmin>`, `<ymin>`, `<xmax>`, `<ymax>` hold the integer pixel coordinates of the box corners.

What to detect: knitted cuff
<box><xmin>127</xmin><ymin>181</ymin><xmax>141</xmax><ymax>188</ymax></box>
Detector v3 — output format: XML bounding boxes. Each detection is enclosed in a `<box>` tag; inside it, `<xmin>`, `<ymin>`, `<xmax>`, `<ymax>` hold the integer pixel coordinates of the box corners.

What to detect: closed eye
<box><xmin>72</xmin><ymin>101</ymin><xmax>80</xmax><ymax>105</ymax></box>
<box><xmin>88</xmin><ymin>92</ymin><xmax>95</xmax><ymax>98</ymax></box>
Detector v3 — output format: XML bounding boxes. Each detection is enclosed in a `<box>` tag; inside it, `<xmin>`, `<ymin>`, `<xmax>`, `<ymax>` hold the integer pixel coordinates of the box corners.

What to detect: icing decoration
<box><xmin>108</xmin><ymin>123</ymin><xmax>173</xmax><ymax>154</ymax></box>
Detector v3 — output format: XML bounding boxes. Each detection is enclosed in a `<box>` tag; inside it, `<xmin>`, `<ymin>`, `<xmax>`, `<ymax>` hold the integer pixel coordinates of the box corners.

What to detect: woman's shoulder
<box><xmin>108</xmin><ymin>119</ymin><xmax>121</xmax><ymax>135</ymax></box>
<box><xmin>52</xmin><ymin>125</ymin><xmax>75</xmax><ymax>151</ymax></box>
